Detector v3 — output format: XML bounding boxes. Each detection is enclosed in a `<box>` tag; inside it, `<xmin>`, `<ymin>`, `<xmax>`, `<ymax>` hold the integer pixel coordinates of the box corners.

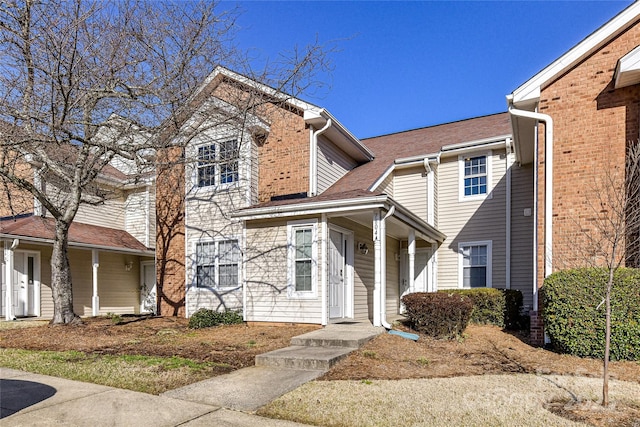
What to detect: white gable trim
<box><xmin>511</xmin><ymin>3</ymin><xmax>640</xmax><ymax>107</ymax></box>
<box><xmin>614</xmin><ymin>44</ymin><xmax>640</xmax><ymax>88</ymax></box>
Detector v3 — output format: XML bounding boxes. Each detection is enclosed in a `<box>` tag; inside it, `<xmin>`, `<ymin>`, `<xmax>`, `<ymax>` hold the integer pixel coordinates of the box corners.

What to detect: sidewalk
<box><xmin>0</xmin><ymin>368</ymin><xmax>311</xmax><ymax>427</ymax></box>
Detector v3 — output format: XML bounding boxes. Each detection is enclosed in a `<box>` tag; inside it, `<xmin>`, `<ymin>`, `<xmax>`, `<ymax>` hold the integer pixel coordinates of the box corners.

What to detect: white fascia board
<box><xmin>368</xmin><ymin>154</ymin><xmax>440</xmax><ymax>192</ymax></box>
<box><xmin>232</xmin><ymin>195</ymin><xmax>389</xmax><ymax>220</ymax></box>
<box><xmin>388</xmin><ymin>197</ymin><xmax>446</xmax><ymax>243</ymax></box>
<box><xmin>511</xmin><ymin>3</ymin><xmax>640</xmax><ymax>106</ymax></box>
<box><xmin>190</xmin><ymin>66</ymin><xmax>319</xmax><ymax>112</ymax></box>
<box><xmin>305</xmin><ymin>108</ymin><xmax>375</xmax><ymax>161</ymax></box>
<box><xmin>441</xmin><ymin>136</ymin><xmax>511</xmax><ymax>156</ymax></box>
<box><xmin>368</xmin><ymin>165</ymin><xmax>396</xmax><ymax>192</ymax></box>
<box><xmin>0</xmin><ymin>233</ymin><xmax>155</xmax><ymax>256</ymax></box>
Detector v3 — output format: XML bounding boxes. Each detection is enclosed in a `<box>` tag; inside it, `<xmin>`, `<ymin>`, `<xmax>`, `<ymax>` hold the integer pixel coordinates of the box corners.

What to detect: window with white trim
<box><xmin>459</xmin><ymin>241</ymin><xmax>492</xmax><ymax>288</ymax></box>
<box><xmin>196</xmin><ymin>239</ymin><xmax>240</xmax><ymax>289</ymax></box>
<box><xmin>458</xmin><ymin>152</ymin><xmax>492</xmax><ymax>201</ymax></box>
<box><xmin>464</xmin><ymin>156</ymin><xmax>487</xmax><ymax>196</ymax></box>
<box><xmin>197</xmin><ymin>139</ymin><xmax>239</xmax><ymax>188</ymax></box>
<box><xmin>287</xmin><ymin>220</ymin><xmax>318</xmax><ymax>298</ymax></box>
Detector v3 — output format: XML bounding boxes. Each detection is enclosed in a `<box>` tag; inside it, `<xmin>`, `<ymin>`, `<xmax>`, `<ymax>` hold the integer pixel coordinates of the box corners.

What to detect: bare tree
<box><xmin>555</xmin><ymin>140</ymin><xmax>640</xmax><ymax>407</ymax></box>
<box><xmin>0</xmin><ymin>0</ymin><xmax>331</xmax><ymax>324</ymax></box>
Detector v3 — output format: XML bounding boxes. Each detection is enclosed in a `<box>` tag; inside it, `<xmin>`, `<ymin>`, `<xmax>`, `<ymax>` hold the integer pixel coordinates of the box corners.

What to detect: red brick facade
<box><xmin>527</xmin><ymin>19</ymin><xmax>640</xmax><ymax>346</ymax></box>
<box><xmin>537</xmin><ymin>21</ymin><xmax>640</xmax><ymax>287</ymax></box>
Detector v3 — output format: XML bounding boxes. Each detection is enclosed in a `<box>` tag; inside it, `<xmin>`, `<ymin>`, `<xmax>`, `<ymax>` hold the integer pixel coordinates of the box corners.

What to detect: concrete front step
<box><xmin>255</xmin><ymin>345</ymin><xmax>354</xmax><ymax>371</ymax></box>
<box><xmin>291</xmin><ymin>327</ymin><xmax>381</xmax><ymax>349</ymax></box>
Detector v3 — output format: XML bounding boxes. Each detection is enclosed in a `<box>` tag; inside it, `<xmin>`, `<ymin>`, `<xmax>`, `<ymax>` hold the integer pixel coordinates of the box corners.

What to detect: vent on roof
<box><xmin>270</xmin><ymin>192</ymin><xmax>307</xmax><ymax>202</ymax></box>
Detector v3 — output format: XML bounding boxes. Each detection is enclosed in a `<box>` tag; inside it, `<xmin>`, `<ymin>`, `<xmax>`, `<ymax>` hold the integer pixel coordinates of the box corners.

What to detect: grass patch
<box><xmin>0</xmin><ymin>348</ymin><xmax>229</xmax><ymax>394</ymax></box>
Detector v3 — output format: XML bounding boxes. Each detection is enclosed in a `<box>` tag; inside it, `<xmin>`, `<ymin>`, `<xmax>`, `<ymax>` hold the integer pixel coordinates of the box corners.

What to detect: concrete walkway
<box><xmin>1</xmin><ymin>323</ymin><xmax>383</xmax><ymax>426</ymax></box>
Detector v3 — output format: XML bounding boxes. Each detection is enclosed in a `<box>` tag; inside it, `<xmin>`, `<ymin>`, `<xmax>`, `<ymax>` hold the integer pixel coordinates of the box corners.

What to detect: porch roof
<box><xmin>233</xmin><ymin>190</ymin><xmax>446</xmax><ymax>244</ymax></box>
<box><xmin>0</xmin><ymin>215</ymin><xmax>154</xmax><ymax>255</ymax></box>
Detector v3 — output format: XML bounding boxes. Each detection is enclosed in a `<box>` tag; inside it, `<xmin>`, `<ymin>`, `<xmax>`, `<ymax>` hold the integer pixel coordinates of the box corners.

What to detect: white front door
<box><xmin>140</xmin><ymin>262</ymin><xmax>157</xmax><ymax>314</ymax></box>
<box><xmin>329</xmin><ymin>229</ymin><xmax>346</xmax><ymax>319</ymax></box>
<box><xmin>13</xmin><ymin>252</ymin><xmax>38</xmax><ymax>317</ymax></box>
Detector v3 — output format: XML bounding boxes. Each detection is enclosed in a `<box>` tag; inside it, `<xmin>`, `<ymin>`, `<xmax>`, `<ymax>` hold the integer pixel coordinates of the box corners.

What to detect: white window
<box><xmin>197</xmin><ymin>139</ymin><xmax>239</xmax><ymax>188</ymax></box>
<box><xmin>287</xmin><ymin>220</ymin><xmax>318</xmax><ymax>298</ymax></box>
<box><xmin>458</xmin><ymin>151</ymin><xmax>492</xmax><ymax>201</ymax></box>
<box><xmin>458</xmin><ymin>241</ymin><xmax>492</xmax><ymax>288</ymax></box>
<box><xmin>196</xmin><ymin>239</ymin><xmax>240</xmax><ymax>289</ymax></box>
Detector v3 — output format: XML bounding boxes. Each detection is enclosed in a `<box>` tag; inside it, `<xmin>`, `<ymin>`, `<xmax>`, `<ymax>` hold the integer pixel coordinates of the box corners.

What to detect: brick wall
<box><xmin>210</xmin><ymin>79</ymin><xmax>310</xmax><ymax>202</ymax></box>
<box><xmin>537</xmin><ymin>22</ymin><xmax>640</xmax><ymax>288</ymax></box>
<box><xmin>0</xmin><ymin>153</ymin><xmax>35</xmax><ymax>218</ymax></box>
<box><xmin>155</xmin><ymin>145</ymin><xmax>186</xmax><ymax>317</ymax></box>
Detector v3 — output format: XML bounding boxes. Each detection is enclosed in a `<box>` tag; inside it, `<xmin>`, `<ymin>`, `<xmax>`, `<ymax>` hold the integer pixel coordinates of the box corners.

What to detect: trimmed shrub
<box><xmin>502</xmin><ymin>289</ymin><xmax>527</xmax><ymax>330</ymax></box>
<box><xmin>402</xmin><ymin>292</ymin><xmax>473</xmax><ymax>339</ymax></box>
<box><xmin>188</xmin><ymin>308</ymin><xmax>243</xmax><ymax>329</ymax></box>
<box><xmin>439</xmin><ymin>288</ymin><xmax>506</xmax><ymax>327</ymax></box>
<box><xmin>541</xmin><ymin>268</ymin><xmax>640</xmax><ymax>361</ymax></box>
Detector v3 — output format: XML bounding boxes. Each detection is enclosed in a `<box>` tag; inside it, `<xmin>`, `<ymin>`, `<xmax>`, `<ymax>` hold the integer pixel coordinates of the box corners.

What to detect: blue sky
<box><xmin>230</xmin><ymin>1</ymin><xmax>633</xmax><ymax>138</ymax></box>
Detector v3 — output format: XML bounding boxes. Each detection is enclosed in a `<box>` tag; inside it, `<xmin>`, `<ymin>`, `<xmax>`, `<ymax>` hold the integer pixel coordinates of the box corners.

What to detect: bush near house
<box><xmin>438</xmin><ymin>288</ymin><xmax>525</xmax><ymax>330</ymax></box>
<box><xmin>541</xmin><ymin>268</ymin><xmax>640</xmax><ymax>361</ymax></box>
<box><xmin>402</xmin><ymin>292</ymin><xmax>473</xmax><ymax>339</ymax></box>
<box><xmin>188</xmin><ymin>309</ymin><xmax>244</xmax><ymax>329</ymax></box>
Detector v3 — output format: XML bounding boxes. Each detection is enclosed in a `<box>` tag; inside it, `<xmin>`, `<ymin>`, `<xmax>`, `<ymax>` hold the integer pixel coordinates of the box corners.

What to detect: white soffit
<box><xmin>615</xmin><ymin>45</ymin><xmax>640</xmax><ymax>88</ymax></box>
<box><xmin>511</xmin><ymin>3</ymin><xmax>640</xmax><ymax>107</ymax></box>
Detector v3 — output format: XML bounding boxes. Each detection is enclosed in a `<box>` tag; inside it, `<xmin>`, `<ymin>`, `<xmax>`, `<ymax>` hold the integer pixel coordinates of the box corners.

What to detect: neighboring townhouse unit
<box><xmin>157</xmin><ymin>66</ymin><xmax>536</xmax><ymax>327</ymax></box>
<box><xmin>1</xmin><ymin>154</ymin><xmax>156</xmax><ymax>320</ymax></box>
<box><xmin>507</xmin><ymin>1</ymin><xmax>640</xmax><ymax>344</ymax></box>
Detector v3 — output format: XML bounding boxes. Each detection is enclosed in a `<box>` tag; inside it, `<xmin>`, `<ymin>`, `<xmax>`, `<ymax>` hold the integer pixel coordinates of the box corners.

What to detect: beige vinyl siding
<box><xmin>385</xmin><ymin>235</ymin><xmax>401</xmax><ymax>315</ymax></box>
<box><xmin>74</xmin><ymin>196</ymin><xmax>126</xmax><ymax>229</ymax></box>
<box><xmin>245</xmin><ymin>217</ymin><xmax>323</xmax><ymax>323</ymax></box>
<box><xmin>330</xmin><ymin>217</ymin><xmax>374</xmax><ymax>322</ymax></box>
<box><xmin>124</xmin><ymin>189</ymin><xmax>150</xmax><ymax>246</ymax></box>
<box><xmin>436</xmin><ymin>148</ymin><xmax>508</xmax><ymax>290</ymax></box>
<box><xmin>510</xmin><ymin>162</ymin><xmax>534</xmax><ymax>311</ymax></box>
<box><xmin>316</xmin><ymin>135</ymin><xmax>358</xmax><ymax>194</ymax></box>
<box><xmin>377</xmin><ymin>172</ymin><xmax>394</xmax><ymax>197</ymax></box>
<box><xmin>393</xmin><ymin>167</ymin><xmax>428</xmax><ymax>220</ymax></box>
<box><xmin>67</xmin><ymin>249</ymin><xmax>144</xmax><ymax>316</ymax></box>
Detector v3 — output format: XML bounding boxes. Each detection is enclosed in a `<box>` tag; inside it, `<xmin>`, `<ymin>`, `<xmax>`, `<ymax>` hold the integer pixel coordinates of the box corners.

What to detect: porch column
<box><xmin>408</xmin><ymin>230</ymin><xmax>416</xmax><ymax>293</ymax></box>
<box><xmin>373</xmin><ymin>210</ymin><xmax>382</xmax><ymax>327</ymax></box>
<box><xmin>4</xmin><ymin>239</ymin><xmax>19</xmax><ymax>320</ymax></box>
<box><xmin>92</xmin><ymin>250</ymin><xmax>99</xmax><ymax>316</ymax></box>
<box><xmin>430</xmin><ymin>242</ymin><xmax>438</xmax><ymax>292</ymax></box>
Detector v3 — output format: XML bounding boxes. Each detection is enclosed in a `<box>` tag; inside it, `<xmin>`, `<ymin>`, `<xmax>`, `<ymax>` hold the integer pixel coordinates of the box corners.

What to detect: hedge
<box><xmin>541</xmin><ymin>268</ymin><xmax>640</xmax><ymax>361</ymax></box>
<box><xmin>439</xmin><ymin>288</ymin><xmax>525</xmax><ymax>329</ymax></box>
<box><xmin>188</xmin><ymin>308</ymin><xmax>244</xmax><ymax>329</ymax></box>
<box><xmin>402</xmin><ymin>292</ymin><xmax>473</xmax><ymax>339</ymax></box>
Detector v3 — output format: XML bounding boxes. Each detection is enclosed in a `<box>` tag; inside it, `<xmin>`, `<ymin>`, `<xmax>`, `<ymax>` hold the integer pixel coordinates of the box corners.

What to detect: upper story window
<box><xmin>197</xmin><ymin>139</ymin><xmax>239</xmax><ymax>188</ymax></box>
<box><xmin>458</xmin><ymin>241</ymin><xmax>492</xmax><ymax>288</ymax></box>
<box><xmin>458</xmin><ymin>151</ymin><xmax>492</xmax><ymax>201</ymax></box>
<box><xmin>287</xmin><ymin>220</ymin><xmax>318</xmax><ymax>298</ymax></box>
<box><xmin>464</xmin><ymin>156</ymin><xmax>487</xmax><ymax>196</ymax></box>
<box><xmin>196</xmin><ymin>239</ymin><xmax>240</xmax><ymax>289</ymax></box>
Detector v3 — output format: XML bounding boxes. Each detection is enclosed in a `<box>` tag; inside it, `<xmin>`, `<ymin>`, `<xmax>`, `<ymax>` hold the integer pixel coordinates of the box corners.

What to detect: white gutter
<box><xmin>232</xmin><ymin>195</ymin><xmax>388</xmax><ymax>219</ymax></box>
<box><xmin>507</xmin><ymin>96</ymin><xmax>553</xmax><ymax>311</ymax></box>
<box><xmin>309</xmin><ymin>119</ymin><xmax>332</xmax><ymax>197</ymax></box>
<box><xmin>380</xmin><ymin>206</ymin><xmax>396</xmax><ymax>330</ymax></box>
<box><xmin>0</xmin><ymin>233</ymin><xmax>154</xmax><ymax>256</ymax></box>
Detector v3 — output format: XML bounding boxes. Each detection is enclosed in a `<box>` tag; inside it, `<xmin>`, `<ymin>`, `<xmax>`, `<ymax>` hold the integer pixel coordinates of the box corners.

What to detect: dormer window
<box><xmin>197</xmin><ymin>139</ymin><xmax>239</xmax><ymax>187</ymax></box>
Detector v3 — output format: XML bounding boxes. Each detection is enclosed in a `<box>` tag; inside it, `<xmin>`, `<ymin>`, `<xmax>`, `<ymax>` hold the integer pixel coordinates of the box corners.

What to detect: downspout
<box><xmin>309</xmin><ymin>119</ymin><xmax>332</xmax><ymax>197</ymax></box>
<box><xmin>507</xmin><ymin>97</ymin><xmax>553</xmax><ymax>312</ymax></box>
<box><xmin>380</xmin><ymin>206</ymin><xmax>395</xmax><ymax>329</ymax></box>
<box><xmin>505</xmin><ymin>137</ymin><xmax>512</xmax><ymax>289</ymax></box>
